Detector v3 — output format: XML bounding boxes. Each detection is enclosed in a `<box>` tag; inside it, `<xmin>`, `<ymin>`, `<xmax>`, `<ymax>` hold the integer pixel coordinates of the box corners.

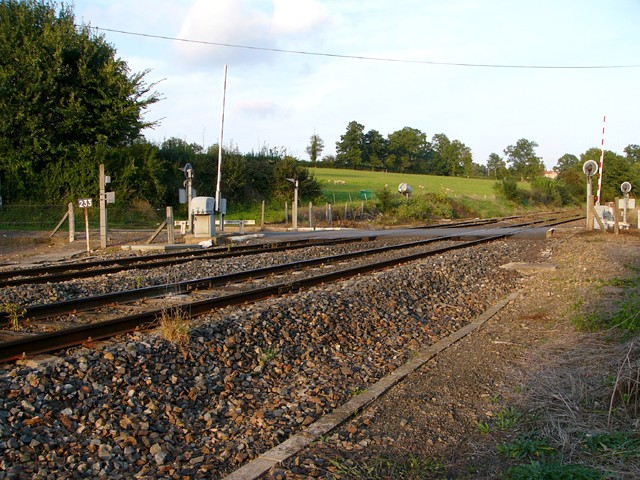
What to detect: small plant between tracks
<box><xmin>158</xmin><ymin>307</ymin><xmax>191</xmax><ymax>347</ymax></box>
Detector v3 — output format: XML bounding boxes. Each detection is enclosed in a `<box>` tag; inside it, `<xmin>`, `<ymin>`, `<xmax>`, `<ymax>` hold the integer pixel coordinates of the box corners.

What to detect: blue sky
<box><xmin>71</xmin><ymin>0</ymin><xmax>640</xmax><ymax>169</ymax></box>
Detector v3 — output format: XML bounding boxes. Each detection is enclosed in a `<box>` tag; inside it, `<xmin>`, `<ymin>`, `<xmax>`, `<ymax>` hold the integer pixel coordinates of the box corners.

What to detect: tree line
<box><xmin>0</xmin><ymin>1</ymin><xmax>321</xmax><ymax>208</ymax></box>
<box><xmin>315</xmin><ymin>121</ymin><xmax>552</xmax><ymax>182</ymax></box>
<box><xmin>316</xmin><ymin>121</ymin><xmax>480</xmax><ymax>177</ymax></box>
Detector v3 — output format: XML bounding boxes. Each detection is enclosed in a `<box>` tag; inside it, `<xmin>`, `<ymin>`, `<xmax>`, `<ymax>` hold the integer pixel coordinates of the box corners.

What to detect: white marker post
<box><xmin>215</xmin><ymin>65</ymin><xmax>228</xmax><ymax>231</ymax></box>
<box><xmin>78</xmin><ymin>198</ymin><xmax>92</xmax><ymax>252</ymax></box>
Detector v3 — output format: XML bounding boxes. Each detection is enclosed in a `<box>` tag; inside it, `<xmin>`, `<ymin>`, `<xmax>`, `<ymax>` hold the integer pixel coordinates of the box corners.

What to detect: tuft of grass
<box><xmin>157</xmin><ymin>307</ymin><xmax>191</xmax><ymax>346</ymax></box>
<box><xmin>608</xmin><ymin>296</ymin><xmax>640</xmax><ymax>331</ymax></box>
<box><xmin>584</xmin><ymin>431</ymin><xmax>640</xmax><ymax>461</ymax></box>
<box><xmin>3</xmin><ymin>302</ymin><xmax>26</xmax><ymax>331</ymax></box>
<box><xmin>573</xmin><ymin>312</ymin><xmax>605</xmax><ymax>332</ymax></box>
<box><xmin>477</xmin><ymin>421</ymin><xmax>491</xmax><ymax>434</ymax></box>
<box><xmin>498</xmin><ymin>434</ymin><xmax>555</xmax><ymax>460</ymax></box>
<box><xmin>329</xmin><ymin>454</ymin><xmax>445</xmax><ymax>479</ymax></box>
<box><xmin>503</xmin><ymin>461</ymin><xmax>602</xmax><ymax>480</ymax></box>
<box><xmin>259</xmin><ymin>346</ymin><xmax>279</xmax><ymax>365</ymax></box>
<box><xmin>496</xmin><ymin>406</ymin><xmax>522</xmax><ymax>430</ymax></box>
<box><xmin>607</xmin><ymin>341</ymin><xmax>640</xmax><ymax>424</ymax></box>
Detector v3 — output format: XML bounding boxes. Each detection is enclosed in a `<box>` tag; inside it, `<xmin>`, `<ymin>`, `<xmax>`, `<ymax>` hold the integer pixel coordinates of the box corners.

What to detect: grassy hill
<box><xmin>310</xmin><ymin>167</ymin><xmax>499</xmax><ymax>203</ymax></box>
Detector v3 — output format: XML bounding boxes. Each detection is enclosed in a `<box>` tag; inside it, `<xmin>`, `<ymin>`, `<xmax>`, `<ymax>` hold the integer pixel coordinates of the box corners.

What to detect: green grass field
<box><xmin>310</xmin><ymin>167</ymin><xmax>499</xmax><ymax>203</ymax></box>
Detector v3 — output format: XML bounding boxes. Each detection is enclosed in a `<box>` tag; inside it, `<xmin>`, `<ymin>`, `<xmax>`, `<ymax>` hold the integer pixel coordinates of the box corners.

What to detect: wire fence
<box><xmin>0</xmin><ymin>201</ymin><xmax>375</xmax><ymax>232</ymax></box>
<box><xmin>0</xmin><ymin>204</ymin><xmax>166</xmax><ymax>231</ymax></box>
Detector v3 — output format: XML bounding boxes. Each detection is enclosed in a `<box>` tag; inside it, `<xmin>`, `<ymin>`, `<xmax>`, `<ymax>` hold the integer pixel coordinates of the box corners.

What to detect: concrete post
<box><xmin>68</xmin><ymin>202</ymin><xmax>75</xmax><ymax>243</ymax></box>
<box><xmin>166</xmin><ymin>207</ymin><xmax>175</xmax><ymax>245</ymax></box>
<box><xmin>99</xmin><ymin>164</ymin><xmax>108</xmax><ymax>248</ymax></box>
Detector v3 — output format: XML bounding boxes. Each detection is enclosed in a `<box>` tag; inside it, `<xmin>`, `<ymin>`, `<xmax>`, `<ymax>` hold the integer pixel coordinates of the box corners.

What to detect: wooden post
<box><xmin>309</xmin><ymin>202</ymin><xmax>313</xmax><ymax>229</ymax></box>
<box><xmin>166</xmin><ymin>206</ymin><xmax>175</xmax><ymax>244</ymax></box>
<box><xmin>613</xmin><ymin>197</ymin><xmax>620</xmax><ymax>234</ymax></box>
<box><xmin>587</xmin><ymin>195</ymin><xmax>594</xmax><ymax>230</ymax></box>
<box><xmin>261</xmin><ymin>200</ymin><xmax>265</xmax><ymax>231</ymax></box>
<box><xmin>285</xmin><ymin>202</ymin><xmax>288</xmax><ymax>224</ymax></box>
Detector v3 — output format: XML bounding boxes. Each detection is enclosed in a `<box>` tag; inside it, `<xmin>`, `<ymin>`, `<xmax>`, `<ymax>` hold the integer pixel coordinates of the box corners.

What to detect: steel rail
<box><xmin>0</xmin><ymin>234</ymin><xmax>463</xmax><ymax>324</ymax></box>
<box><xmin>0</xmin><ymin>233</ymin><xmax>513</xmax><ymax>363</ymax></box>
<box><xmin>0</xmin><ymin>236</ymin><xmax>376</xmax><ymax>287</ymax></box>
<box><xmin>0</xmin><ymin>215</ymin><xmax>582</xmax><ymax>326</ymax></box>
<box><xmin>0</xmin><ymin>214</ymin><xmax>581</xmax><ymax>325</ymax></box>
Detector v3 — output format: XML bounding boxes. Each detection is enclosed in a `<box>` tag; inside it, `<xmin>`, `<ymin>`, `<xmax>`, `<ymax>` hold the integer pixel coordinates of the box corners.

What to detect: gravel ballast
<box><xmin>0</xmin><ymin>239</ymin><xmax>541</xmax><ymax>479</ymax></box>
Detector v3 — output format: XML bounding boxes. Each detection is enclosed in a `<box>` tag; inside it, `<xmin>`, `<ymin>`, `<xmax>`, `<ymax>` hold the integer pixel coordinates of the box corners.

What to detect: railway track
<box><xmin>0</xmin><ymin>214</ymin><xmax>581</xmax><ymax>363</ymax></box>
<box><xmin>0</xmin><ymin>236</ymin><xmax>375</xmax><ymax>287</ymax></box>
<box><xmin>0</xmin><ymin>213</ymin><xmax>542</xmax><ymax>287</ymax></box>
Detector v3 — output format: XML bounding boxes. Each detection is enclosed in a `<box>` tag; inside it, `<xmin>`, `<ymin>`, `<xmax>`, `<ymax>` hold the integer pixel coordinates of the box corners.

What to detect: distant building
<box><xmin>544</xmin><ymin>170</ymin><xmax>557</xmax><ymax>179</ymax></box>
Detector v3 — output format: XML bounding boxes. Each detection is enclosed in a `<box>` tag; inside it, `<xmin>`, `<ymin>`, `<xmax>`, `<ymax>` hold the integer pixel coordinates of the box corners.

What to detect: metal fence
<box><xmin>0</xmin><ymin>204</ymin><xmax>166</xmax><ymax>231</ymax></box>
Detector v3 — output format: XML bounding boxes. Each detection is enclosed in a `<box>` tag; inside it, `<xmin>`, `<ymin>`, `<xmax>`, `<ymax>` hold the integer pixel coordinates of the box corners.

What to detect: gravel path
<box><xmin>0</xmin><ymin>237</ymin><xmax>543</xmax><ymax>479</ymax></box>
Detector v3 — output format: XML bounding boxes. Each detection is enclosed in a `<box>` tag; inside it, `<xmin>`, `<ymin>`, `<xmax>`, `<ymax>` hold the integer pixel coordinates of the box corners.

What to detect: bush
<box><xmin>375</xmin><ymin>186</ymin><xmax>395</xmax><ymax>212</ymax></box>
<box><xmin>395</xmin><ymin>192</ymin><xmax>454</xmax><ymax>220</ymax></box>
<box><xmin>530</xmin><ymin>177</ymin><xmax>562</xmax><ymax>206</ymax></box>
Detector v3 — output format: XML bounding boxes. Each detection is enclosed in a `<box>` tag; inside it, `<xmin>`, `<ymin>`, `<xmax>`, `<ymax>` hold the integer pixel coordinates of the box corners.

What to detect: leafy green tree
<box><xmin>306</xmin><ymin>133</ymin><xmax>324</xmax><ymax>166</ymax></box>
<box><xmin>553</xmin><ymin>153</ymin><xmax>582</xmax><ymax>202</ymax></box>
<box><xmin>471</xmin><ymin>162</ymin><xmax>487</xmax><ymax>177</ymax></box>
<box><xmin>0</xmin><ymin>0</ymin><xmax>160</xmax><ymax>202</ymax></box>
<box><xmin>624</xmin><ymin>144</ymin><xmax>640</xmax><ymax>163</ymax></box>
<box><xmin>504</xmin><ymin>139</ymin><xmax>544</xmax><ymax>181</ymax></box>
<box><xmin>486</xmin><ymin>153</ymin><xmax>507</xmax><ymax>179</ymax></box>
<box><xmin>363</xmin><ymin>129</ymin><xmax>387</xmax><ymax>171</ymax></box>
<box><xmin>387</xmin><ymin>127</ymin><xmax>430</xmax><ymax>173</ymax></box>
<box><xmin>104</xmin><ymin>141</ymin><xmax>167</xmax><ymax>208</ymax></box>
<box><xmin>451</xmin><ymin>139</ymin><xmax>472</xmax><ymax>177</ymax></box>
<box><xmin>553</xmin><ymin>153</ymin><xmax>580</xmax><ymax>174</ymax></box>
<box><xmin>336</xmin><ymin>121</ymin><xmax>365</xmax><ymax>169</ymax></box>
<box><xmin>157</xmin><ymin>138</ymin><xmax>203</xmax><ymax>205</ymax></box>
<box><xmin>429</xmin><ymin>134</ymin><xmax>470</xmax><ymax>176</ymax></box>
<box><xmin>430</xmin><ymin>134</ymin><xmax>453</xmax><ymax>175</ymax></box>
<box><xmin>270</xmin><ymin>156</ymin><xmax>322</xmax><ymax>202</ymax></box>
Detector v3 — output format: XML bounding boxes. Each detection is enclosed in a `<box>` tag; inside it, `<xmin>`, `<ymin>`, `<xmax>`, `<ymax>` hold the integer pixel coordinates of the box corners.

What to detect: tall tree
<box><xmin>335</xmin><ymin>121</ymin><xmax>365</xmax><ymax>169</ymax></box>
<box><xmin>550</xmin><ymin>153</ymin><xmax>582</xmax><ymax>202</ymax></box>
<box><xmin>386</xmin><ymin>127</ymin><xmax>429</xmax><ymax>173</ymax></box>
<box><xmin>270</xmin><ymin>156</ymin><xmax>322</xmax><ymax>202</ymax></box>
<box><xmin>504</xmin><ymin>139</ymin><xmax>544</xmax><ymax>181</ymax></box>
<box><xmin>486</xmin><ymin>153</ymin><xmax>507</xmax><ymax>179</ymax></box>
<box><xmin>306</xmin><ymin>132</ymin><xmax>324</xmax><ymax>166</ymax></box>
<box><xmin>624</xmin><ymin>144</ymin><xmax>640</xmax><ymax>163</ymax></box>
<box><xmin>0</xmin><ymin>0</ymin><xmax>160</xmax><ymax>202</ymax></box>
<box><xmin>363</xmin><ymin>129</ymin><xmax>387</xmax><ymax>171</ymax></box>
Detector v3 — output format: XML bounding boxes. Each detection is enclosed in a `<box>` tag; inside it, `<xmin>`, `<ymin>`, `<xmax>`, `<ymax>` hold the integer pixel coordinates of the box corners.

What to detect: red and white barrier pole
<box><xmin>596</xmin><ymin>115</ymin><xmax>606</xmax><ymax>205</ymax></box>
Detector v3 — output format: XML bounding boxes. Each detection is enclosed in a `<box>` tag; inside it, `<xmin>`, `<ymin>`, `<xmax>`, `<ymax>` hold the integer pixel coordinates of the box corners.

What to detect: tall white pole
<box><xmin>215</xmin><ymin>65</ymin><xmax>228</xmax><ymax>211</ymax></box>
<box><xmin>596</xmin><ymin>115</ymin><xmax>606</xmax><ymax>205</ymax></box>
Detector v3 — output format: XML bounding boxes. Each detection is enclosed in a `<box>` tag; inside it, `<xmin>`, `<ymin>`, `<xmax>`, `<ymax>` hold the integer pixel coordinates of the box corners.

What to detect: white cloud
<box><xmin>234</xmin><ymin>99</ymin><xmax>285</xmax><ymax>119</ymax></box>
<box><xmin>271</xmin><ymin>0</ymin><xmax>328</xmax><ymax>34</ymax></box>
<box><xmin>175</xmin><ymin>1</ymin><xmax>274</xmax><ymax>66</ymax></box>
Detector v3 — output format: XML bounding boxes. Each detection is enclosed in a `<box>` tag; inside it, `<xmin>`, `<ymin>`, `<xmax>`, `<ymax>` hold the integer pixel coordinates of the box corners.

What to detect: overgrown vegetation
<box><xmin>2</xmin><ymin>301</ymin><xmax>26</xmax><ymax>331</ymax></box>
<box><xmin>157</xmin><ymin>307</ymin><xmax>191</xmax><ymax>347</ymax></box>
<box><xmin>497</xmin><ymin>263</ymin><xmax>640</xmax><ymax>479</ymax></box>
<box><xmin>329</xmin><ymin>454</ymin><xmax>445</xmax><ymax>479</ymax></box>
<box><xmin>572</xmin><ymin>267</ymin><xmax>640</xmax><ymax>332</ymax></box>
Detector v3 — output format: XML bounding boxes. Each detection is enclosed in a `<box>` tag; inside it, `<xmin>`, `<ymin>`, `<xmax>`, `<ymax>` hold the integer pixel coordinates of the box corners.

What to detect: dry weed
<box><xmin>511</xmin><ymin>331</ymin><xmax>640</xmax><ymax>475</ymax></box>
<box><xmin>158</xmin><ymin>307</ymin><xmax>191</xmax><ymax>347</ymax></box>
